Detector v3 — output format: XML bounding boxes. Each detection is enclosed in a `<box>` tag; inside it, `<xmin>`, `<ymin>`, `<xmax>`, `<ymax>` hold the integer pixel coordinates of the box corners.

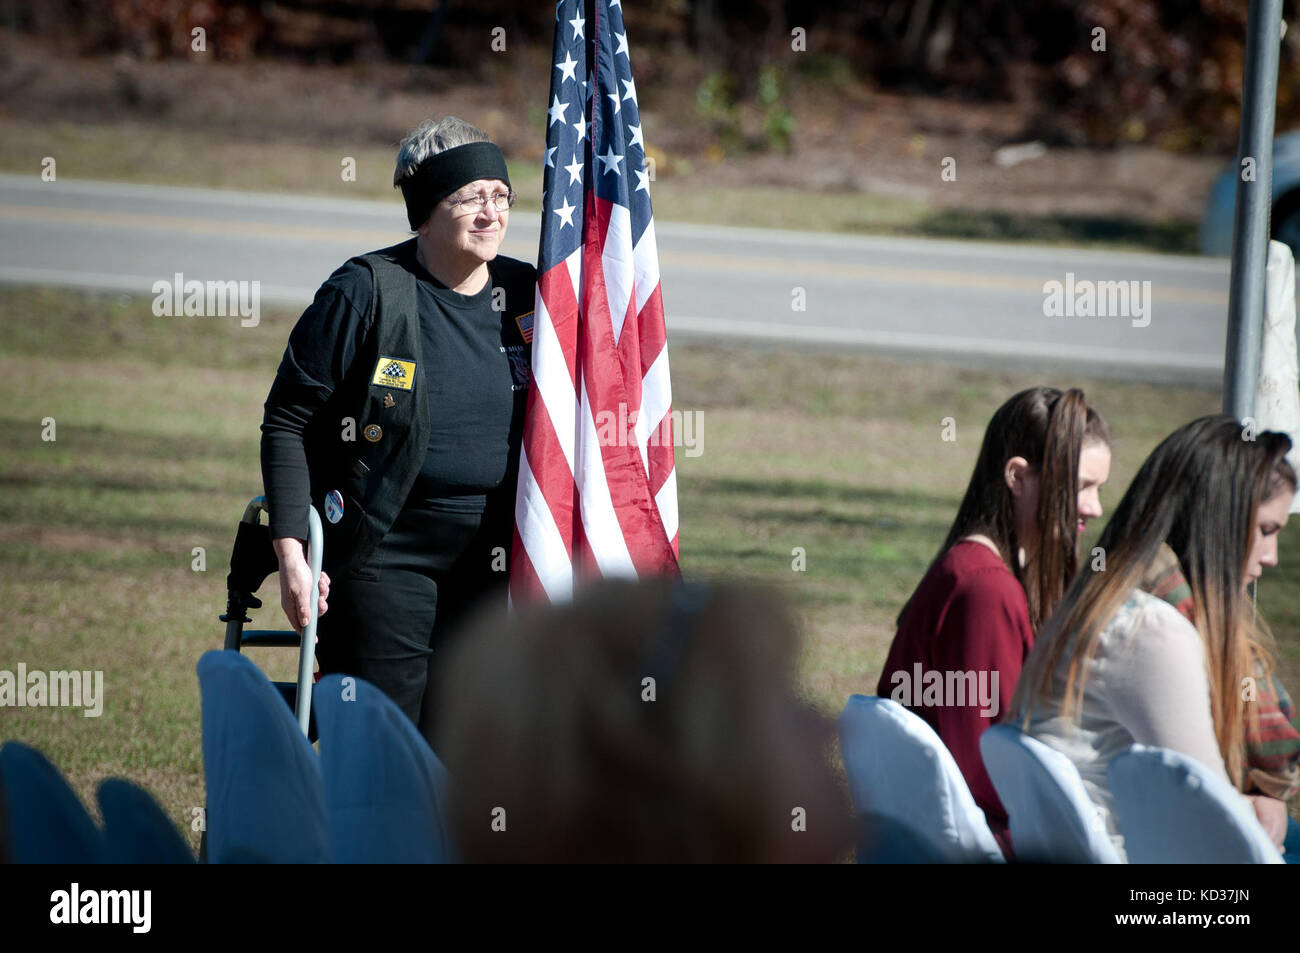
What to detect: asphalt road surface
<box><xmin>0</xmin><ymin>173</ymin><xmax>1234</xmax><ymax>382</ymax></box>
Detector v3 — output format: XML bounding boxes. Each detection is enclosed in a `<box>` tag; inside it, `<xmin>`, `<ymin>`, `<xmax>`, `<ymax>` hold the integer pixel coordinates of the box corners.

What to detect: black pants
<box><xmin>314</xmin><ymin>495</ymin><xmax>510</xmax><ymax>736</ymax></box>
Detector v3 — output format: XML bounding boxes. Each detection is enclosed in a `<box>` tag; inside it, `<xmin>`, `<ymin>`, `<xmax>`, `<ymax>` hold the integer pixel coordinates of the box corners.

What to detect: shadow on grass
<box><xmin>683</xmin><ymin>475</ymin><xmax>958</xmax><ymax>584</ymax></box>
<box><xmin>852</xmin><ymin>210</ymin><xmax>1200</xmax><ymax>254</ymax></box>
<box><xmin>0</xmin><ymin>285</ymin><xmax>294</xmax><ymax>371</ymax></box>
<box><xmin>685</xmin><ymin>475</ymin><xmax>959</xmax><ymax>511</ymax></box>
<box><xmin>0</xmin><ymin>541</ymin><xmax>184</xmax><ymax>574</ymax></box>
<box><xmin>0</xmin><ymin>416</ymin><xmax>261</xmax><ymax>539</ymax></box>
<box><xmin>0</xmin><ymin>418</ymin><xmax>254</xmax><ymax>474</ymax></box>
<box><xmin>0</xmin><ymin>483</ymin><xmax>245</xmax><ymax>538</ymax></box>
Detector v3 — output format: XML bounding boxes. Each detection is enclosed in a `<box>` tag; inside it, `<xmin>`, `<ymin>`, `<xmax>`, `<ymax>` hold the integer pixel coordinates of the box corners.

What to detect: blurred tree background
<box><xmin>10</xmin><ymin>0</ymin><xmax>1299</xmax><ymax>153</ymax></box>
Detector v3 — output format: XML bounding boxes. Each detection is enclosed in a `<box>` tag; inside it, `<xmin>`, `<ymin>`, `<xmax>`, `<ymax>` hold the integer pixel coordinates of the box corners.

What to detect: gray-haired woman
<box><xmin>260</xmin><ymin>116</ymin><xmax>537</xmax><ymax>731</ymax></box>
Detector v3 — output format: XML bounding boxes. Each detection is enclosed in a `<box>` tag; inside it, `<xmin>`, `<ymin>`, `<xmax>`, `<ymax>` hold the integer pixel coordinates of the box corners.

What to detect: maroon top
<box><xmin>876</xmin><ymin>540</ymin><xmax>1035</xmax><ymax>857</ymax></box>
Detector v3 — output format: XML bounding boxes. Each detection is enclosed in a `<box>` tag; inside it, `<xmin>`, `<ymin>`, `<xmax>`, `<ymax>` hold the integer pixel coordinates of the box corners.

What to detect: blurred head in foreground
<box><xmin>434</xmin><ymin>578</ymin><xmax>853</xmax><ymax>863</ymax></box>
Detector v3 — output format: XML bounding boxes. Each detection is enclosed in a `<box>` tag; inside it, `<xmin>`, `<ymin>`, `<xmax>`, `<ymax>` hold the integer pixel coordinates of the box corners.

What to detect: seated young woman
<box><xmin>1011</xmin><ymin>415</ymin><xmax>1296</xmax><ymax>861</ymax></box>
<box><xmin>877</xmin><ymin>387</ymin><xmax>1112</xmax><ymax>857</ymax></box>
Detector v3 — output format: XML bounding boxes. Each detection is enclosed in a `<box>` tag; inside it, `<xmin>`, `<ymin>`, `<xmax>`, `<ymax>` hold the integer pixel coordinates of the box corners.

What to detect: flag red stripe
<box><xmin>520</xmin><ymin>388</ymin><xmax>577</xmax><ymax>553</ymax></box>
<box><xmin>508</xmin><ymin>523</ymin><xmax>545</xmax><ymax>601</ymax></box>
<box><xmin>579</xmin><ymin>196</ymin><xmax>676</xmax><ymax>571</ymax></box>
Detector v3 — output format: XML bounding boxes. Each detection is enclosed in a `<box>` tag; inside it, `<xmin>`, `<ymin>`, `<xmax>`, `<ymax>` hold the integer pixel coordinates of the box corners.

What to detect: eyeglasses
<box><xmin>447</xmin><ymin>190</ymin><xmax>517</xmax><ymax>214</ymax></box>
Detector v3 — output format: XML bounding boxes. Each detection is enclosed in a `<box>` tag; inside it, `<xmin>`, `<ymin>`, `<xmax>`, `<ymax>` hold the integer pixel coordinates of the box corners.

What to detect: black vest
<box><xmin>308</xmin><ymin>239</ymin><xmax>533</xmax><ymax>573</ymax></box>
<box><xmin>302</xmin><ymin>239</ymin><xmax>426</xmax><ymax>574</ymax></box>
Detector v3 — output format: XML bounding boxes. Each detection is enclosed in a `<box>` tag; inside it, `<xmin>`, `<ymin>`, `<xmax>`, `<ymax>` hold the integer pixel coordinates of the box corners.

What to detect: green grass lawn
<box><xmin>2</xmin><ymin>284</ymin><xmax>1296</xmax><ymax>851</ymax></box>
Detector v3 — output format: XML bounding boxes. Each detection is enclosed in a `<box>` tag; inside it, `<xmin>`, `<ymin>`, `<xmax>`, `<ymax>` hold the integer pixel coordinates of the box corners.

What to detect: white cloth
<box><xmin>838</xmin><ymin>695</ymin><xmax>1005</xmax><ymax>863</ymax></box>
<box><xmin>980</xmin><ymin>724</ymin><xmax>1121</xmax><ymax>863</ymax></box>
<box><xmin>1256</xmin><ymin>239</ymin><xmax>1300</xmax><ymax>513</ymax></box>
<box><xmin>1023</xmin><ymin>589</ymin><xmax>1234</xmax><ymax>862</ymax></box>
<box><xmin>1108</xmin><ymin>745</ymin><xmax>1283</xmax><ymax>863</ymax></box>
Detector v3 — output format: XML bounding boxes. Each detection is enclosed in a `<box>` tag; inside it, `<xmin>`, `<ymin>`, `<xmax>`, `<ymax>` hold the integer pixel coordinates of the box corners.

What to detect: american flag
<box><xmin>510</xmin><ymin>0</ymin><xmax>680</xmax><ymax>604</ymax></box>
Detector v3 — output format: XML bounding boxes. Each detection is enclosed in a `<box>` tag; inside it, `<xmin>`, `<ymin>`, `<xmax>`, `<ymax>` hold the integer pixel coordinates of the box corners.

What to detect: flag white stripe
<box><xmin>656</xmin><ymin>466</ymin><xmax>679</xmax><ymax>543</ymax></box>
<box><xmin>633</xmin><ymin>345</ymin><xmax>672</xmax><ymax>474</ymax></box>
<box><xmin>632</xmin><ymin>219</ymin><xmax>661</xmax><ymax>316</ymax></box>
<box><xmin>514</xmin><ymin>449</ymin><xmax>575</xmax><ymax>603</ymax></box>
<box><xmin>577</xmin><ymin>373</ymin><xmax>638</xmax><ymax>576</ymax></box>
<box><xmin>601</xmin><ymin>202</ymin><xmax>634</xmax><ymax>343</ymax></box>
<box><xmin>532</xmin><ymin>287</ymin><xmax>578</xmax><ymax>477</ymax></box>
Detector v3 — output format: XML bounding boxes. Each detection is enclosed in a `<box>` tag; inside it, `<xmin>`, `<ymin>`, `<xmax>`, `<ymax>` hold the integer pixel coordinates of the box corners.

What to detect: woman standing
<box><xmin>260</xmin><ymin>116</ymin><xmax>536</xmax><ymax>731</ymax></box>
<box><xmin>877</xmin><ymin>387</ymin><xmax>1112</xmax><ymax>855</ymax></box>
<box><xmin>1012</xmin><ymin>416</ymin><xmax>1295</xmax><ymax>860</ymax></box>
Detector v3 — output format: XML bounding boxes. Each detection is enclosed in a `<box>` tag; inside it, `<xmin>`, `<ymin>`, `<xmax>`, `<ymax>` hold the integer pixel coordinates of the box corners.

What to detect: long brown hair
<box><xmin>902</xmin><ymin>387</ymin><xmax>1111</xmax><ymax>631</ymax></box>
<box><xmin>1012</xmin><ymin>415</ymin><xmax>1296</xmax><ymax>787</ymax></box>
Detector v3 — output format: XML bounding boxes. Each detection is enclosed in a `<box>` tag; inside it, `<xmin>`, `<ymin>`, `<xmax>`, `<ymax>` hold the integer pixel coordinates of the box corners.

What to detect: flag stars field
<box><xmin>552</xmin><ymin>196</ymin><xmax>576</xmax><ymax>229</ymax></box>
<box><xmin>598</xmin><ymin>147</ymin><xmax>624</xmax><ymax>176</ymax></box>
<box><xmin>556</xmin><ymin>51</ymin><xmax>579</xmax><ymax>83</ymax></box>
<box><xmin>547</xmin><ymin>95</ymin><xmax>569</xmax><ymax>127</ymax></box>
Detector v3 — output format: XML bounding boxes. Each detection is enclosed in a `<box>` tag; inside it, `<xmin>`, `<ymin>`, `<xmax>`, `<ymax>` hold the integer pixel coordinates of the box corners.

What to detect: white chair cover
<box><xmin>1108</xmin><ymin>744</ymin><xmax>1284</xmax><ymax>864</ymax></box>
<box><xmin>980</xmin><ymin>723</ymin><xmax>1121</xmax><ymax>863</ymax></box>
<box><xmin>838</xmin><ymin>695</ymin><xmax>1004</xmax><ymax>863</ymax></box>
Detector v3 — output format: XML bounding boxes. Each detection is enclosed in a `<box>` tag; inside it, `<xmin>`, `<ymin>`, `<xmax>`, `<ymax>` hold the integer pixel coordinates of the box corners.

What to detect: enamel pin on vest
<box><xmin>363</xmin><ymin>424</ymin><xmax>383</xmax><ymax>442</ymax></box>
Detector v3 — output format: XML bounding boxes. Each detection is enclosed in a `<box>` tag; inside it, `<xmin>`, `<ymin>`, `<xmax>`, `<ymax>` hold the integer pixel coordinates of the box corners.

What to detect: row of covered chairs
<box><xmin>0</xmin><ymin>651</ymin><xmax>453</xmax><ymax>864</ymax></box>
<box><xmin>0</xmin><ymin>743</ymin><xmax>196</xmax><ymax>863</ymax></box>
<box><xmin>196</xmin><ymin>649</ymin><xmax>454</xmax><ymax>863</ymax></box>
<box><xmin>6</xmin><ymin>676</ymin><xmax>1277</xmax><ymax>863</ymax></box>
<box><xmin>838</xmin><ymin>694</ymin><xmax>1284</xmax><ymax>864</ymax></box>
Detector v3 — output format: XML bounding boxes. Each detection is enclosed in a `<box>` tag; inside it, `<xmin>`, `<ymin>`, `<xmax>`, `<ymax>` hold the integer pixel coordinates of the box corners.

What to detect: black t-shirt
<box><xmin>261</xmin><ymin>250</ymin><xmax>536</xmax><ymax>541</ymax></box>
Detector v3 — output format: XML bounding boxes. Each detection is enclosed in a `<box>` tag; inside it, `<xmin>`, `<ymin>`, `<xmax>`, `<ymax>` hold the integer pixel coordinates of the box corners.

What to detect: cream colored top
<box><xmin>1023</xmin><ymin>588</ymin><xmax>1233</xmax><ymax>861</ymax></box>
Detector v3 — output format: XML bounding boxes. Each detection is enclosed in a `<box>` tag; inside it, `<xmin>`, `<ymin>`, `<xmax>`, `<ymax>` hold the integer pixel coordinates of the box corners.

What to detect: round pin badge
<box><xmin>364</xmin><ymin>424</ymin><xmax>383</xmax><ymax>442</ymax></box>
<box><xmin>324</xmin><ymin>489</ymin><xmax>345</xmax><ymax>524</ymax></box>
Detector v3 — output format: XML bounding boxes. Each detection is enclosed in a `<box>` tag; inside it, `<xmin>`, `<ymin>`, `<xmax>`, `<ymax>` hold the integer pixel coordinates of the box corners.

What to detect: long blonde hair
<box><xmin>1011</xmin><ymin>415</ymin><xmax>1295</xmax><ymax>787</ymax></box>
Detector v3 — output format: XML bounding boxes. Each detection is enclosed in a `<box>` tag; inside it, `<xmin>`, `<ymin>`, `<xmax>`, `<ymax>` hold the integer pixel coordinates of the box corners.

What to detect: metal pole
<box><xmin>296</xmin><ymin>505</ymin><xmax>323</xmax><ymax>737</ymax></box>
<box><xmin>1224</xmin><ymin>0</ymin><xmax>1284</xmax><ymax>420</ymax></box>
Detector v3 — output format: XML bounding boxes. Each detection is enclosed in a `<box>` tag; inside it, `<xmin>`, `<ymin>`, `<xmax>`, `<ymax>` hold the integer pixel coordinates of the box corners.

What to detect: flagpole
<box><xmin>1223</xmin><ymin>0</ymin><xmax>1283</xmax><ymax>421</ymax></box>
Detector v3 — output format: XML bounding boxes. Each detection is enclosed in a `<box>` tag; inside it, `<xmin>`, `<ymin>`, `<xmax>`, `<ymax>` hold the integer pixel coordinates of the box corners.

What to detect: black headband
<box><xmin>398</xmin><ymin>141</ymin><xmax>511</xmax><ymax>230</ymax></box>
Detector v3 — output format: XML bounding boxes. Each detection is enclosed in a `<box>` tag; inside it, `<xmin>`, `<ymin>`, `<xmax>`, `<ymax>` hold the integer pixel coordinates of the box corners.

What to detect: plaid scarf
<box><xmin>1139</xmin><ymin>543</ymin><xmax>1300</xmax><ymax>800</ymax></box>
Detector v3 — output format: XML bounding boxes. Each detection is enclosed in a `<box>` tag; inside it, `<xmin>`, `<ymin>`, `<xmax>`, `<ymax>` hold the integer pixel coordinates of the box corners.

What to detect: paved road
<box><xmin>0</xmin><ymin>173</ymin><xmax>1233</xmax><ymax>381</ymax></box>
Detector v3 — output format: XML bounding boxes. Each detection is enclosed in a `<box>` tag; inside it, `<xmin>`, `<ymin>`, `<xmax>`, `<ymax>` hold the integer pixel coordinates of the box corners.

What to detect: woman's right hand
<box><xmin>273</xmin><ymin>537</ymin><xmax>330</xmax><ymax>632</ymax></box>
<box><xmin>1245</xmin><ymin>793</ymin><xmax>1289</xmax><ymax>848</ymax></box>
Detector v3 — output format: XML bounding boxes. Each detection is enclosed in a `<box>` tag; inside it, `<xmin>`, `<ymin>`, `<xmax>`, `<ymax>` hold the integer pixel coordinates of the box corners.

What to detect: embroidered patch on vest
<box><xmin>371</xmin><ymin>356</ymin><xmax>416</xmax><ymax>390</ymax></box>
<box><xmin>515</xmin><ymin>310</ymin><xmax>535</xmax><ymax>344</ymax></box>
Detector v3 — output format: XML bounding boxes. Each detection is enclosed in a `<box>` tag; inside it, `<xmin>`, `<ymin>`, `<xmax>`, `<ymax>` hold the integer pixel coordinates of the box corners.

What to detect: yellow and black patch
<box><xmin>371</xmin><ymin>356</ymin><xmax>416</xmax><ymax>391</ymax></box>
